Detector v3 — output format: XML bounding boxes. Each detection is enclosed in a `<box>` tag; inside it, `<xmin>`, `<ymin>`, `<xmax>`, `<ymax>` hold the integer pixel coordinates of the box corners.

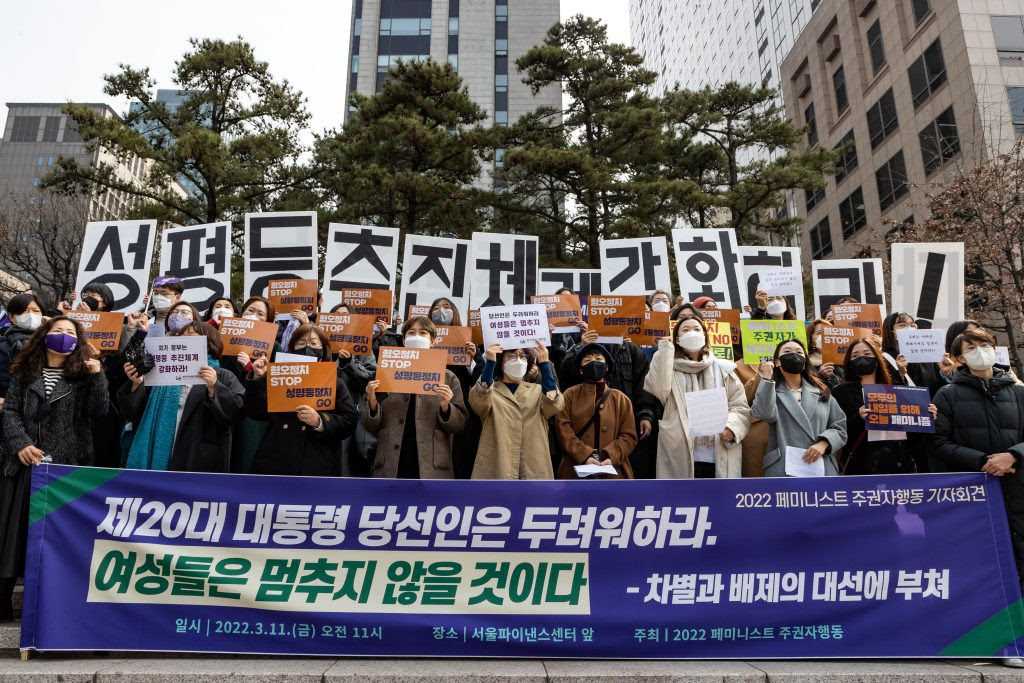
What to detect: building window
<box><xmin>495</xmin><ymin>39</ymin><xmax>508</xmax><ymax>57</ymax></box>
<box><xmin>908</xmin><ymin>39</ymin><xmax>946</xmax><ymax>108</ymax></box>
<box><xmin>351</xmin><ymin>55</ymin><xmax>359</xmax><ymax>72</ymax></box>
<box><xmin>810</xmin><ymin>217</ymin><xmax>833</xmax><ymax>259</ymax></box>
<box><xmin>867</xmin><ymin>89</ymin><xmax>898</xmax><ymax>148</ymax></box>
<box><xmin>48</xmin><ymin>156</ymin><xmax>54</xmax><ymax>165</ymax></box>
<box><xmin>839</xmin><ymin>187</ymin><xmax>867</xmax><ymax>239</ymax></box>
<box><xmin>354</xmin><ymin>18</ymin><xmax>362</xmax><ymax>36</ymax></box>
<box><xmin>379</xmin><ymin>17</ymin><xmax>431</xmax><ymax>36</ymax></box>
<box><xmin>1009</xmin><ymin>87</ymin><xmax>1024</xmax><ymax>134</ymax></box>
<box><xmin>867</xmin><ymin>20</ymin><xmax>886</xmax><ymax>74</ymax></box>
<box><xmin>495</xmin><ymin>74</ymin><xmax>508</xmax><ymax>92</ymax></box>
<box><xmin>36</xmin><ymin>156</ymin><xmax>45</xmax><ymax>166</ymax></box>
<box><xmin>834</xmin><ymin>131</ymin><xmax>858</xmax><ymax>183</ymax></box>
<box><xmin>32</xmin><ymin>178</ymin><xmax>41</xmax><ymax>188</ymax></box>
<box><xmin>911</xmin><ymin>0</ymin><xmax>931</xmax><ymax>26</ymax></box>
<box><xmin>496</xmin><ymin>3</ymin><xmax>508</xmax><ymax>22</ymax></box>
<box><xmin>805</xmin><ymin>102</ymin><xmax>818</xmax><ymax>146</ymax></box>
<box><xmin>495</xmin><ymin>111</ymin><xmax>508</xmax><ymax>126</ymax></box>
<box><xmin>449</xmin><ymin>17</ymin><xmax>459</xmax><ymax>35</ymax></box>
<box><xmin>832</xmin><ymin>65</ymin><xmax>848</xmax><ymax>114</ymax></box>
<box><xmin>42</xmin><ymin>116</ymin><xmax>61</xmax><ymax>143</ymax></box>
<box><xmin>919</xmin><ymin>107</ymin><xmax>960</xmax><ymax>175</ymax></box>
<box><xmin>10</xmin><ymin>116</ymin><xmax>40</xmax><ymax>142</ymax></box>
<box><xmin>448</xmin><ymin>54</ymin><xmax>458</xmax><ymax>71</ymax></box>
<box><xmin>495</xmin><ymin>148</ymin><xmax>506</xmax><ymax>169</ymax></box>
<box><xmin>805</xmin><ymin>186</ymin><xmax>825</xmax><ymax>212</ymax></box>
<box><xmin>876</xmin><ymin>151</ymin><xmax>909</xmax><ymax>211</ymax></box>
<box><xmin>993</xmin><ymin>16</ymin><xmax>1024</xmax><ymax>61</ymax></box>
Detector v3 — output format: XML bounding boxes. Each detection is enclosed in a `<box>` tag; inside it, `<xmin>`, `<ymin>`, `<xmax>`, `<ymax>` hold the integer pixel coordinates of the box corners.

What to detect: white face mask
<box><xmin>504</xmin><ymin>357</ymin><xmax>528</xmax><ymax>379</ymax></box>
<box><xmin>14</xmin><ymin>312</ymin><xmax>41</xmax><ymax>330</ymax></box>
<box><xmin>677</xmin><ymin>330</ymin><xmax>706</xmax><ymax>352</ymax></box>
<box><xmin>963</xmin><ymin>346</ymin><xmax>996</xmax><ymax>371</ymax></box>
<box><xmin>212</xmin><ymin>307</ymin><xmax>233</xmax><ymax>320</ymax></box>
<box><xmin>814</xmin><ymin>335</ymin><xmax>823</xmax><ymax>350</ymax></box>
<box><xmin>652</xmin><ymin>301</ymin><xmax>671</xmax><ymax>313</ymax></box>
<box><xmin>404</xmin><ymin>335</ymin><xmax>431</xmax><ymax>349</ymax></box>
<box><xmin>241</xmin><ymin>313</ymin><xmax>260</xmax><ymax>321</ymax></box>
<box><xmin>151</xmin><ymin>294</ymin><xmax>173</xmax><ymax>312</ymax></box>
<box><xmin>766</xmin><ymin>300</ymin><xmax>787</xmax><ymax>316</ymax></box>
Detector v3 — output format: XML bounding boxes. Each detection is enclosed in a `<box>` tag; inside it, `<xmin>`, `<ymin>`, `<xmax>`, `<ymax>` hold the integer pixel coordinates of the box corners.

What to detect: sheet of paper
<box><xmin>684</xmin><ymin>387</ymin><xmax>729</xmax><ymax>437</ymax></box>
<box><xmin>996</xmin><ymin>346</ymin><xmax>1011</xmax><ymax>367</ymax></box>
<box><xmin>574</xmin><ymin>464</ymin><xmax>619</xmax><ymax>477</ymax></box>
<box><xmin>759</xmin><ymin>267</ymin><xmax>801</xmax><ymax>296</ymax></box>
<box><xmin>895</xmin><ymin>328</ymin><xmax>945</xmax><ymax>363</ymax></box>
<box><xmin>274</xmin><ymin>351</ymin><xmax>314</xmax><ymax>364</ymax></box>
<box><xmin>785</xmin><ymin>446</ymin><xmax>825</xmax><ymax>477</ymax></box>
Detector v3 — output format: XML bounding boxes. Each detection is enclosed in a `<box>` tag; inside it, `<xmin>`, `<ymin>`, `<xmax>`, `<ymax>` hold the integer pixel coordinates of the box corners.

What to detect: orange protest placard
<box><xmin>407</xmin><ymin>304</ymin><xmax>432</xmax><ymax>319</ymax></box>
<box><xmin>588</xmin><ymin>295</ymin><xmax>646</xmax><ymax>341</ymax></box>
<box><xmin>266</xmin><ymin>361</ymin><xmax>337</xmax><ymax>412</ymax></box>
<box><xmin>341</xmin><ymin>288</ymin><xmax>393</xmax><ymax>325</ymax></box>
<box><xmin>219</xmin><ymin>317</ymin><xmax>279</xmax><ymax>359</ymax></box>
<box><xmin>315</xmin><ymin>312</ymin><xmax>375</xmax><ymax>355</ymax></box>
<box><xmin>829</xmin><ymin>303</ymin><xmax>883</xmax><ymax>338</ymax></box>
<box><xmin>531</xmin><ymin>294</ymin><xmax>582</xmax><ymax>332</ymax></box>
<box><xmin>822</xmin><ymin>326</ymin><xmax>870</xmax><ymax>364</ymax></box>
<box><xmin>66</xmin><ymin>311</ymin><xmax>123</xmax><ymax>352</ymax></box>
<box><xmin>468</xmin><ymin>309</ymin><xmax>483</xmax><ymax>347</ymax></box>
<box><xmin>434</xmin><ymin>326</ymin><xmax>473</xmax><ymax>366</ymax></box>
<box><xmin>268</xmin><ymin>279</ymin><xmax>318</xmax><ymax>320</ymax></box>
<box><xmin>376</xmin><ymin>347</ymin><xmax>449</xmax><ymax>396</ymax></box>
<box><xmin>707</xmin><ymin>321</ymin><xmax>734</xmax><ymax>361</ymax></box>
<box><xmin>634</xmin><ymin>311</ymin><xmax>670</xmax><ymax>347</ymax></box>
<box><xmin>700</xmin><ymin>308</ymin><xmax>742</xmax><ymax>346</ymax></box>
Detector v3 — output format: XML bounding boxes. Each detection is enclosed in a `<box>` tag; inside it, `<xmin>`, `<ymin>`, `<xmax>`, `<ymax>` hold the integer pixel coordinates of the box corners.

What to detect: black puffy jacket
<box><xmin>0</xmin><ymin>325</ymin><xmax>35</xmax><ymax>400</ymax></box>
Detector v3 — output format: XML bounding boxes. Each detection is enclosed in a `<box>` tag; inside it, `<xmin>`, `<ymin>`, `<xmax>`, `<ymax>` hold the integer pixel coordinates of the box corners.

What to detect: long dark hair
<box><xmin>429</xmin><ymin>297</ymin><xmax>462</xmax><ymax>326</ymax></box>
<box><xmin>11</xmin><ymin>316</ymin><xmax>93</xmax><ymax>383</ymax></box>
<box><xmin>771</xmin><ymin>337</ymin><xmax>830</xmax><ymax>400</ymax></box>
<box><xmin>882</xmin><ymin>311</ymin><xmax>915</xmax><ymax>355</ymax></box>
<box><xmin>288</xmin><ymin>323</ymin><xmax>333</xmax><ymax>362</ymax></box>
<box><xmin>81</xmin><ymin>282</ymin><xmax>114</xmax><ymax>311</ymax></box>
<box><xmin>841</xmin><ymin>337</ymin><xmax>893</xmax><ymax>385</ymax></box>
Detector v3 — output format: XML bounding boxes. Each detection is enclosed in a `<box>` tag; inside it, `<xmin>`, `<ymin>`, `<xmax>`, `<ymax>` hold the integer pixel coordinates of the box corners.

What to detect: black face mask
<box><xmin>84</xmin><ymin>296</ymin><xmax>101</xmax><ymax>311</ymax></box>
<box><xmin>297</xmin><ymin>346</ymin><xmax>322</xmax><ymax>359</ymax></box>
<box><xmin>778</xmin><ymin>352</ymin><xmax>806</xmax><ymax>374</ymax></box>
<box><xmin>581</xmin><ymin>361</ymin><xmax>607</xmax><ymax>383</ymax></box>
<box><xmin>850</xmin><ymin>356</ymin><xmax>878</xmax><ymax>376</ymax></box>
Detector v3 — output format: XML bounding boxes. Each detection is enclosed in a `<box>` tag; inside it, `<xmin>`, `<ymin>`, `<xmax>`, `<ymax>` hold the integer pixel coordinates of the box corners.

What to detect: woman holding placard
<box><xmin>363</xmin><ymin>316</ymin><xmax>467</xmax><ymax>479</ymax></box>
<box><xmin>747</xmin><ymin>289</ymin><xmax>796</xmax><ymax>321</ymax></box>
<box><xmin>752</xmin><ymin>338</ymin><xmax>847</xmax><ymax>477</ymax></box>
<box><xmin>470</xmin><ymin>340</ymin><xmax>564</xmax><ymax>479</ymax></box>
<box><xmin>881</xmin><ymin>312</ymin><xmax>944</xmax><ymax>394</ymax></box>
<box><xmin>644</xmin><ymin>317</ymin><xmax>749</xmax><ymax>479</ymax></box>
<box><xmin>246</xmin><ymin>324</ymin><xmax>358</xmax><ymax>477</ymax></box>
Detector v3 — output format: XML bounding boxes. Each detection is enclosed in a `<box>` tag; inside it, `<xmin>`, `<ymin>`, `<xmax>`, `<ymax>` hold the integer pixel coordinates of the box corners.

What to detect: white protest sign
<box><xmin>159</xmin><ymin>222</ymin><xmax>231</xmax><ymax>314</ymax></box>
<box><xmin>322</xmin><ymin>223</ymin><xmax>399</xmax><ymax>311</ymax></box>
<box><xmin>672</xmin><ymin>228</ymin><xmax>747</xmax><ymax>310</ymax></box>
<box><xmin>684</xmin><ymin>387</ymin><xmax>729</xmax><ymax>437</ymax></box>
<box><xmin>399</xmin><ymin>235</ymin><xmax>471</xmax><ymax>321</ymax></box>
<box><xmin>275</xmin><ymin>351</ymin><xmax>315</xmax><ymax>364</ymax></box>
<box><xmin>811</xmin><ymin>259</ymin><xmax>886</xmax><ymax>319</ymax></box>
<box><xmin>890</xmin><ymin>243</ymin><xmax>964</xmax><ymax>331</ymax></box>
<box><xmin>143</xmin><ymin>335</ymin><xmax>207</xmax><ymax>387</ymax></box>
<box><xmin>599</xmin><ymin>237</ymin><xmax>672</xmax><ymax>296</ymax></box>
<box><xmin>997</xmin><ymin>346</ymin><xmax>1011</xmax><ymax>367</ymax></box>
<box><xmin>785</xmin><ymin>446</ymin><xmax>825</xmax><ymax>477</ymax></box>
<box><xmin>738</xmin><ymin>246</ymin><xmax>805</xmax><ymax>320</ymax></box>
<box><xmin>244</xmin><ymin>212</ymin><xmax>319</xmax><ymax>299</ymax></box>
<box><xmin>479</xmin><ymin>305</ymin><xmax>551</xmax><ymax>350</ymax></box>
<box><xmin>470</xmin><ymin>233</ymin><xmax>539</xmax><ymax>309</ymax></box>
<box><xmin>896</xmin><ymin>328</ymin><xmax>946</xmax><ymax>363</ymax></box>
<box><xmin>75</xmin><ymin>220</ymin><xmax>157</xmax><ymax>312</ymax></box>
<box><xmin>758</xmin><ymin>268</ymin><xmax>801</xmax><ymax>297</ymax></box>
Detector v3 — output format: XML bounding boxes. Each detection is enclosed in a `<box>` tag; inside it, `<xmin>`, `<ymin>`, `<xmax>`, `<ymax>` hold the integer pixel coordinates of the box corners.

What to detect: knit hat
<box><xmin>692</xmin><ymin>296</ymin><xmax>715</xmax><ymax>310</ymax></box>
<box><xmin>575</xmin><ymin>343</ymin><xmax>615</xmax><ymax>373</ymax></box>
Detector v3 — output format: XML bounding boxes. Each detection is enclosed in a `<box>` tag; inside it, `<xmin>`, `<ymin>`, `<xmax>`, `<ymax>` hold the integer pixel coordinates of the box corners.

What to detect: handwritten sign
<box><xmin>266</xmin><ymin>362</ymin><xmax>337</xmax><ymax>412</ymax></box>
<box><xmin>376</xmin><ymin>347</ymin><xmax>449</xmax><ymax>396</ymax></box>
<box><xmin>830</xmin><ymin>303</ymin><xmax>883</xmax><ymax>338</ymax></box>
<box><xmin>316</xmin><ymin>312</ymin><xmax>374</xmax><ymax>355</ymax></box>
<box><xmin>684</xmin><ymin>387</ymin><xmax>729</xmax><ymax>437</ymax></box>
<box><xmin>267</xmin><ymin>279</ymin><xmax>318</xmax><ymax>322</ymax></box>
<box><xmin>219</xmin><ymin>317</ymin><xmax>278</xmax><ymax>359</ymax></box>
<box><xmin>822</xmin><ymin>326</ymin><xmax>868</xmax><ymax>365</ymax></box>
<box><xmin>479</xmin><ymin>305</ymin><xmax>552</xmax><ymax>350</ymax></box>
<box><xmin>895</xmin><ymin>328</ymin><xmax>945</xmax><ymax>363</ymax></box>
<box><xmin>341</xmin><ymin>288</ymin><xmax>393</xmax><ymax>325</ymax></box>
<box><xmin>143</xmin><ymin>335</ymin><xmax>206</xmax><ymax>387</ymax></box>
<box><xmin>66</xmin><ymin>311</ymin><xmax>123</xmax><ymax>352</ymax></box>
<box><xmin>863</xmin><ymin>384</ymin><xmax>935</xmax><ymax>433</ymax></box>
<box><xmin>635</xmin><ymin>311</ymin><xmax>670</xmax><ymax>347</ymax></box>
<box><xmin>588</xmin><ymin>295</ymin><xmax>645</xmax><ymax>344</ymax></box>
<box><xmin>759</xmin><ymin>267</ymin><xmax>801</xmax><ymax>296</ymax></box>
<box><xmin>435</xmin><ymin>326</ymin><xmax>473</xmax><ymax>366</ymax></box>
<box><xmin>701</xmin><ymin>308</ymin><xmax>742</xmax><ymax>346</ymax></box>
<box><xmin>740</xmin><ymin>320</ymin><xmax>807</xmax><ymax>365</ymax></box>
<box><xmin>707</xmin><ymin>322</ymin><xmax>734</xmax><ymax>361</ymax></box>
<box><xmin>531</xmin><ymin>293</ymin><xmax>582</xmax><ymax>333</ymax></box>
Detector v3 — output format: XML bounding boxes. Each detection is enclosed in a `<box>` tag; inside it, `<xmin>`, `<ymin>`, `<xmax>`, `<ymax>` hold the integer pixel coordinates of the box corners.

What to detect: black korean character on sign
<box><xmin>676</xmin><ymin>230</ymin><xmax>744</xmax><ymax>308</ymax></box>
<box><xmin>327</xmin><ymin>227</ymin><xmax>395</xmax><ymax>292</ymax></box>
<box><xmin>82</xmin><ymin>222</ymin><xmax>153</xmax><ymax>310</ymax></box>
<box><xmin>475</xmin><ymin>239</ymin><xmax>537</xmax><ymax>306</ymax></box>
<box><xmin>402</xmin><ymin>241</ymin><xmax>469</xmax><ymax>311</ymax></box>
<box><xmin>815</xmin><ymin>262</ymin><xmax>884</xmax><ymax>316</ymax></box>
<box><xmin>163</xmin><ymin>224</ymin><xmax>228</xmax><ymax>311</ymax></box>
<box><xmin>539</xmin><ymin>270</ymin><xmax>602</xmax><ymax>298</ymax></box>
<box><xmin>248</xmin><ymin>214</ymin><xmax>316</xmax><ymax>298</ymax></box>
<box><xmin>606</xmin><ymin>242</ymin><xmax>661</xmax><ymax>292</ymax></box>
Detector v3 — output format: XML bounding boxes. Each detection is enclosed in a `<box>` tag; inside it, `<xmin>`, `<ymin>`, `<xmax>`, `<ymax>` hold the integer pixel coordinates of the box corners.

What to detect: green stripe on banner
<box><xmin>941</xmin><ymin>600</ymin><xmax>1024</xmax><ymax>656</ymax></box>
<box><xmin>28</xmin><ymin>467</ymin><xmax>123</xmax><ymax>526</ymax></box>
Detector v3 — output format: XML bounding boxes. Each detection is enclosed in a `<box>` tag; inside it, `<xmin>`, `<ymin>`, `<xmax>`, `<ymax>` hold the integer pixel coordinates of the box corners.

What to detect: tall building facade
<box><xmin>629</xmin><ymin>0</ymin><xmax>821</xmax><ymax>95</ymax></box>
<box><xmin>345</xmin><ymin>0</ymin><xmax>561</xmax><ymax>169</ymax></box>
<box><xmin>129</xmin><ymin>89</ymin><xmax>203</xmax><ymax>198</ymax></box>
<box><xmin>780</xmin><ymin>0</ymin><xmax>1024</xmax><ymax>267</ymax></box>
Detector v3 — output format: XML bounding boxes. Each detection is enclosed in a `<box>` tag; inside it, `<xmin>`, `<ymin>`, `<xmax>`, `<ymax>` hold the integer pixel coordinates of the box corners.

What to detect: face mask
<box><xmin>297</xmin><ymin>346</ymin><xmax>323</xmax><ymax>359</ymax></box>
<box><xmin>167</xmin><ymin>313</ymin><xmax>192</xmax><ymax>332</ymax></box>
<box><xmin>652</xmin><ymin>301</ymin><xmax>670</xmax><ymax>313</ymax></box>
<box><xmin>84</xmin><ymin>296</ymin><xmax>101</xmax><ymax>312</ymax></box>
<box><xmin>813</xmin><ymin>335</ymin><xmax>823</xmax><ymax>350</ymax></box>
<box><xmin>677</xmin><ymin>331</ymin><xmax>706</xmax><ymax>352</ymax></box>
<box><xmin>431</xmin><ymin>309</ymin><xmax>454</xmax><ymax>325</ymax></box>
<box><xmin>45</xmin><ymin>332</ymin><xmax>78</xmax><ymax>355</ymax></box>
<box><xmin>212</xmin><ymin>307</ymin><xmax>233</xmax><ymax>320</ymax></box>
<box><xmin>151</xmin><ymin>294</ymin><xmax>173</xmax><ymax>312</ymax></box>
<box><xmin>963</xmin><ymin>346</ymin><xmax>996</xmax><ymax>371</ymax></box>
<box><xmin>504</xmin><ymin>358</ymin><xmax>528</xmax><ymax>379</ymax></box>
<box><xmin>766</xmin><ymin>300</ymin><xmax>787</xmax><ymax>316</ymax></box>
<box><xmin>14</xmin><ymin>312</ymin><xmax>41</xmax><ymax>331</ymax></box>
<box><xmin>581</xmin><ymin>361</ymin><xmax>607</xmax><ymax>383</ymax></box>
<box><xmin>242</xmin><ymin>313</ymin><xmax>260</xmax><ymax>322</ymax></box>
<box><xmin>404</xmin><ymin>335</ymin><xmax>431</xmax><ymax>349</ymax></box>
<box><xmin>778</xmin><ymin>352</ymin><xmax>806</xmax><ymax>374</ymax></box>
<box><xmin>850</xmin><ymin>356</ymin><xmax>878</xmax><ymax>376</ymax></box>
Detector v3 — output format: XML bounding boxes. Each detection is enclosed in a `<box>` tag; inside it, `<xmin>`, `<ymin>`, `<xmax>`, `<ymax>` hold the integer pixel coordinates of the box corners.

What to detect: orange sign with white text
<box><xmin>66</xmin><ymin>311</ymin><xmax>123</xmax><ymax>352</ymax></box>
<box><xmin>266</xmin><ymin>361</ymin><xmax>337</xmax><ymax>412</ymax></box>
<box><xmin>376</xmin><ymin>347</ymin><xmax>448</xmax><ymax>395</ymax></box>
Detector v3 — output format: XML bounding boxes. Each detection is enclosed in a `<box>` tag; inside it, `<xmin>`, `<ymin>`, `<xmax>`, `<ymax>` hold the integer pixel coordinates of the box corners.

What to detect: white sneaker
<box><xmin>1002</xmin><ymin>658</ymin><xmax>1024</xmax><ymax>668</ymax></box>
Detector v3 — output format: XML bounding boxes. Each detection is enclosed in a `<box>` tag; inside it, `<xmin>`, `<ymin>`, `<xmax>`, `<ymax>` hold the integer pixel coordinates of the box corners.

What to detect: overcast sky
<box><xmin>0</xmin><ymin>0</ymin><xmax>630</xmax><ymax>135</ymax></box>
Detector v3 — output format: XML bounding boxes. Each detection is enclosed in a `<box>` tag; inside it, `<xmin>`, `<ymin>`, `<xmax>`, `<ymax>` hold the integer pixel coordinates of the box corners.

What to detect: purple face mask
<box><xmin>45</xmin><ymin>332</ymin><xmax>78</xmax><ymax>354</ymax></box>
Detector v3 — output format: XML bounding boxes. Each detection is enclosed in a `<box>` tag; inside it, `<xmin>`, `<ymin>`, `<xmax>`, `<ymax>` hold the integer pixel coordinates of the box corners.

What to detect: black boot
<box><xmin>0</xmin><ymin>577</ymin><xmax>15</xmax><ymax>622</ymax></box>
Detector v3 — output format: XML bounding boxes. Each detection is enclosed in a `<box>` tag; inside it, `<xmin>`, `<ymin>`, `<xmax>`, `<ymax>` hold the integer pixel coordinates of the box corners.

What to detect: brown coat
<box><xmin>741</xmin><ymin>373</ymin><xmax>768</xmax><ymax>477</ymax></box>
<box><xmin>469</xmin><ymin>379</ymin><xmax>564</xmax><ymax>480</ymax></box>
<box><xmin>555</xmin><ymin>383</ymin><xmax>637</xmax><ymax>479</ymax></box>
<box><xmin>363</xmin><ymin>369</ymin><xmax>467</xmax><ymax>478</ymax></box>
